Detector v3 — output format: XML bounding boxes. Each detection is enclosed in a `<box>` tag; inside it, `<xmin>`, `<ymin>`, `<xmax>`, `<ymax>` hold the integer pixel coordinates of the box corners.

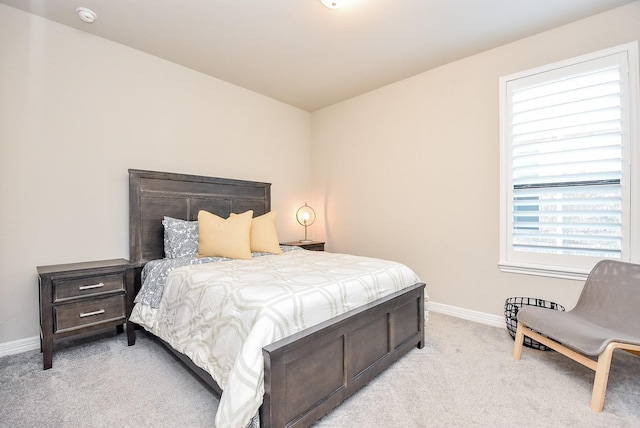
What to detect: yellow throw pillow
<box><xmin>230</xmin><ymin>211</ymin><xmax>282</xmax><ymax>254</ymax></box>
<box><xmin>197</xmin><ymin>210</ymin><xmax>253</xmax><ymax>260</ymax></box>
<box><xmin>249</xmin><ymin>211</ymin><xmax>282</xmax><ymax>254</ymax></box>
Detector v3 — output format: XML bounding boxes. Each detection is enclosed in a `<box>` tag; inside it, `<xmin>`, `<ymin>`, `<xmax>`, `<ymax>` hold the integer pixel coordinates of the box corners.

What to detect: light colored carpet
<box><xmin>1</xmin><ymin>312</ymin><xmax>638</xmax><ymax>427</ymax></box>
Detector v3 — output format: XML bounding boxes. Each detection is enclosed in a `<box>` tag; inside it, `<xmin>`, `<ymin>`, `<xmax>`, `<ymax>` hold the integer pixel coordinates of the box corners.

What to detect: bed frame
<box><xmin>128</xmin><ymin>169</ymin><xmax>426</xmax><ymax>428</ymax></box>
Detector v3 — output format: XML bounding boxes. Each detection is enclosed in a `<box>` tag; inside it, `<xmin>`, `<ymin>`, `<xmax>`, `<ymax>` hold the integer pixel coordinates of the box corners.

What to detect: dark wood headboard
<box><xmin>129</xmin><ymin>169</ymin><xmax>271</xmax><ymax>267</ymax></box>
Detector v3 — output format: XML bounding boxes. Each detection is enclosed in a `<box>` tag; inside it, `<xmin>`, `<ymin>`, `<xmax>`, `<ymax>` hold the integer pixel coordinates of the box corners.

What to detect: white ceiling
<box><xmin>1</xmin><ymin>0</ymin><xmax>636</xmax><ymax>111</ymax></box>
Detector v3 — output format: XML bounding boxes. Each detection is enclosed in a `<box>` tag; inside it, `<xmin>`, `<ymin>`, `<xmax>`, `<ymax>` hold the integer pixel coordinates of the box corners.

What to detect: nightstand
<box><xmin>37</xmin><ymin>258</ymin><xmax>134</xmax><ymax>370</ymax></box>
<box><xmin>282</xmin><ymin>241</ymin><xmax>325</xmax><ymax>251</ymax></box>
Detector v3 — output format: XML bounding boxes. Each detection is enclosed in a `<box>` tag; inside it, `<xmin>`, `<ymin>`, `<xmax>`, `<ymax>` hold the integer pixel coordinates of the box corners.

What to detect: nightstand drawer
<box><xmin>300</xmin><ymin>243</ymin><xmax>324</xmax><ymax>251</ymax></box>
<box><xmin>54</xmin><ymin>295</ymin><xmax>126</xmax><ymax>333</ymax></box>
<box><xmin>53</xmin><ymin>273</ymin><xmax>125</xmax><ymax>302</ymax></box>
<box><xmin>281</xmin><ymin>241</ymin><xmax>325</xmax><ymax>251</ymax></box>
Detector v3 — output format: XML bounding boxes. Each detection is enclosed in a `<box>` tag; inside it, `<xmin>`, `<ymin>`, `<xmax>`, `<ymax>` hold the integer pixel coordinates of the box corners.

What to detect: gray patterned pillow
<box><xmin>162</xmin><ymin>216</ymin><xmax>199</xmax><ymax>259</ymax></box>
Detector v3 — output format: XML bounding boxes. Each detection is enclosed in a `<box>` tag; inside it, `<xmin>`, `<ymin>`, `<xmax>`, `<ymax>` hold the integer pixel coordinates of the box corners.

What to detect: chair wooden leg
<box><xmin>512</xmin><ymin>321</ymin><xmax>525</xmax><ymax>361</ymax></box>
<box><xmin>591</xmin><ymin>343</ymin><xmax>615</xmax><ymax>412</ymax></box>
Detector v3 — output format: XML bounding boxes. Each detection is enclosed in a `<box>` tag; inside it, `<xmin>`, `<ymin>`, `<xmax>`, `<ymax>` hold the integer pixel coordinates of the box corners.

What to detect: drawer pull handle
<box><xmin>78</xmin><ymin>282</ymin><xmax>105</xmax><ymax>291</ymax></box>
<box><xmin>79</xmin><ymin>309</ymin><xmax>105</xmax><ymax>318</ymax></box>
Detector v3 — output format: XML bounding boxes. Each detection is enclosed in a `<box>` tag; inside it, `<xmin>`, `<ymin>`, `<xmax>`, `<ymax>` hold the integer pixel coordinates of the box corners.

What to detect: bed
<box><xmin>126</xmin><ymin>169</ymin><xmax>427</xmax><ymax>428</ymax></box>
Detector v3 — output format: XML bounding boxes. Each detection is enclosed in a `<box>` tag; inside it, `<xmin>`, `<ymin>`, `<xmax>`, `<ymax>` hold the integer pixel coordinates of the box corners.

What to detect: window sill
<box><xmin>498</xmin><ymin>262</ymin><xmax>589</xmax><ymax>281</ymax></box>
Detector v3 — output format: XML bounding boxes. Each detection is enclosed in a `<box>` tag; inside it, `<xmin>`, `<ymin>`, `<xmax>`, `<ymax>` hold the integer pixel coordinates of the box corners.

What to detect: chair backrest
<box><xmin>573</xmin><ymin>260</ymin><xmax>640</xmax><ymax>336</ymax></box>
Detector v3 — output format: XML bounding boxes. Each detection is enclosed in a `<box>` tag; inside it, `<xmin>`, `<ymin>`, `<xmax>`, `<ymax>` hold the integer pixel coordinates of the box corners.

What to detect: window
<box><xmin>500</xmin><ymin>43</ymin><xmax>639</xmax><ymax>279</ymax></box>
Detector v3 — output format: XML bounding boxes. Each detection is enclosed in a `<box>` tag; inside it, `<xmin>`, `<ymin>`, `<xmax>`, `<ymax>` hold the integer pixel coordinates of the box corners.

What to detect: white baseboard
<box><xmin>0</xmin><ymin>303</ymin><xmax>505</xmax><ymax>358</ymax></box>
<box><xmin>0</xmin><ymin>335</ymin><xmax>40</xmax><ymax>358</ymax></box>
<box><xmin>428</xmin><ymin>301</ymin><xmax>506</xmax><ymax>329</ymax></box>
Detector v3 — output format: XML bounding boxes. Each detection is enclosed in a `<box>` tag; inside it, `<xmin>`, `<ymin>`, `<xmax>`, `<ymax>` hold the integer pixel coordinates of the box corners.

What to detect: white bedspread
<box><xmin>130</xmin><ymin>250</ymin><xmax>423</xmax><ymax>428</ymax></box>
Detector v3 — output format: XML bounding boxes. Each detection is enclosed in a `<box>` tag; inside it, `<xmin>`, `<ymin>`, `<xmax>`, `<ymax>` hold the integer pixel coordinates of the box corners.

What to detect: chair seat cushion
<box><xmin>517</xmin><ymin>306</ymin><xmax>640</xmax><ymax>356</ymax></box>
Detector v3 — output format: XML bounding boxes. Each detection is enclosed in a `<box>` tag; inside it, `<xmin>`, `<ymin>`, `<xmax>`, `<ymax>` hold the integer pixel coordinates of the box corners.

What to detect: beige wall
<box><xmin>2</xmin><ymin>2</ymin><xmax>639</xmax><ymax>348</ymax></box>
<box><xmin>0</xmin><ymin>5</ymin><xmax>312</xmax><ymax>344</ymax></box>
<box><xmin>311</xmin><ymin>2</ymin><xmax>640</xmax><ymax>317</ymax></box>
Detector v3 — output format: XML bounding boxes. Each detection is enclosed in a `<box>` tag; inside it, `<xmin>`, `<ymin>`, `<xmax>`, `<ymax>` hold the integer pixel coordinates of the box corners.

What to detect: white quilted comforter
<box><xmin>129</xmin><ymin>250</ymin><xmax>423</xmax><ymax>428</ymax></box>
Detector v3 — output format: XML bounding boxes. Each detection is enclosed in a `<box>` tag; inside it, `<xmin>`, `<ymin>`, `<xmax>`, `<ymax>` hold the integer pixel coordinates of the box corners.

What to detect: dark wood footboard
<box><xmin>261</xmin><ymin>282</ymin><xmax>426</xmax><ymax>428</ymax></box>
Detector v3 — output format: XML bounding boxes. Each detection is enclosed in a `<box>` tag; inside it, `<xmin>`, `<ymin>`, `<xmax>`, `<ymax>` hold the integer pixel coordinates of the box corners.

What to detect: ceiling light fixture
<box><xmin>320</xmin><ymin>0</ymin><xmax>346</xmax><ymax>9</ymax></box>
<box><xmin>76</xmin><ymin>7</ymin><xmax>97</xmax><ymax>23</ymax></box>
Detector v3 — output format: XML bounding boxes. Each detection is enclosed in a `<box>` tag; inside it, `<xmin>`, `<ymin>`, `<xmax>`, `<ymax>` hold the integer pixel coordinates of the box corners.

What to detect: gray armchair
<box><xmin>512</xmin><ymin>260</ymin><xmax>640</xmax><ymax>412</ymax></box>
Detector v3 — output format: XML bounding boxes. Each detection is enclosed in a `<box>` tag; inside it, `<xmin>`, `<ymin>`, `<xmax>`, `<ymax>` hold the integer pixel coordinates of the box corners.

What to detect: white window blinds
<box><xmin>500</xmin><ymin>43</ymin><xmax>638</xmax><ymax>278</ymax></box>
<box><xmin>511</xmin><ymin>63</ymin><xmax>623</xmax><ymax>258</ymax></box>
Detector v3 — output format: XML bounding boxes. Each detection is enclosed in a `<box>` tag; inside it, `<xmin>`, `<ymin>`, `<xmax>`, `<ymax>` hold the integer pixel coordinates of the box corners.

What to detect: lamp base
<box><xmin>299</xmin><ymin>239</ymin><xmax>313</xmax><ymax>243</ymax></box>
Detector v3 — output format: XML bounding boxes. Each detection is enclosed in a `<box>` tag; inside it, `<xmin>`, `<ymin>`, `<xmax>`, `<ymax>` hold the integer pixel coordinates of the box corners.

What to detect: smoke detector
<box><xmin>76</xmin><ymin>7</ymin><xmax>97</xmax><ymax>23</ymax></box>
